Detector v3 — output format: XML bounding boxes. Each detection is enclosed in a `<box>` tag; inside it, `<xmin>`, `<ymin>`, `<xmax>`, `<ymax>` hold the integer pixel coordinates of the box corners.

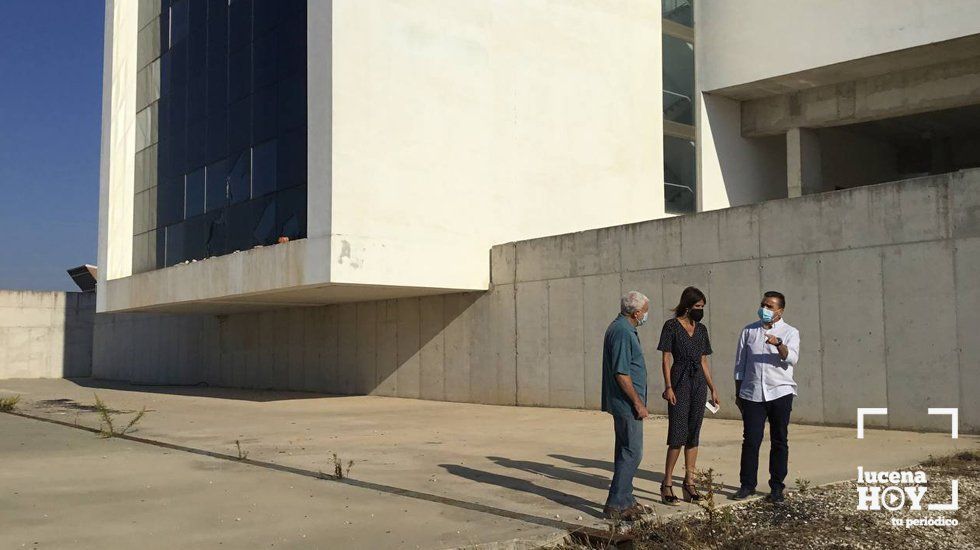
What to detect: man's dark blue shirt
<box><xmin>601</xmin><ymin>314</ymin><xmax>647</xmax><ymax>417</ymax></box>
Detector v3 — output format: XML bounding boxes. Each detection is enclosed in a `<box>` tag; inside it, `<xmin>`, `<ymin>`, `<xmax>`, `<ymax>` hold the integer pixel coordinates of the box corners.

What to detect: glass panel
<box><xmin>252</xmin><ymin>196</ymin><xmax>277</xmax><ymax>246</ymax></box>
<box><xmin>252</xmin><ymin>84</ymin><xmax>277</xmax><ymax>143</ymax></box>
<box><xmin>206</xmin><ymin>110</ymin><xmax>228</xmax><ymax>163</ymax></box>
<box><xmin>276</xmin><ymin>184</ymin><xmax>306</xmax><ymax>240</ymax></box>
<box><xmin>664</xmin><ymin>135</ymin><xmax>696</xmax><ymax>214</ymax></box>
<box><xmin>252</xmin><ymin>32</ymin><xmax>278</xmax><ymax>90</ymax></box>
<box><xmin>662</xmin><ymin>0</ymin><xmax>694</xmax><ymax>27</ymax></box>
<box><xmin>229</xmin><ymin>0</ymin><xmax>253</xmax><ymax>52</ymax></box>
<box><xmin>225</xmin><ymin>200</ymin><xmax>253</xmax><ymax>252</ymax></box>
<box><xmin>662</xmin><ymin>34</ymin><xmax>694</xmax><ymax>126</ymax></box>
<box><xmin>252</xmin><ymin>139</ymin><xmax>277</xmax><ymax>197</ymax></box>
<box><xmin>188</xmin><ymin>0</ymin><xmax>207</xmax><ymax>31</ymax></box>
<box><xmin>206</xmin><ymin>209</ymin><xmax>228</xmax><ymax>257</ymax></box>
<box><xmin>228</xmin><ymin>148</ymin><xmax>251</xmax><ymax>204</ymax></box>
<box><xmin>184</xmin><ymin>214</ymin><xmax>208</xmax><ymax>261</ymax></box>
<box><xmin>206</xmin><ymin>15</ymin><xmax>228</xmax><ymax>68</ymax></box>
<box><xmin>277</xmin><ymin>73</ymin><xmax>306</xmax><ymax>132</ymax></box>
<box><xmin>276</xmin><ymin>127</ymin><xmax>306</xmax><ymax>189</ymax></box>
<box><xmin>188</xmin><ymin>75</ymin><xmax>206</xmax><ymax>123</ymax></box>
<box><xmin>185</xmin><ymin>166</ymin><xmax>206</xmax><ymax>217</ymax></box>
<box><xmin>136</xmin><ymin>0</ymin><xmax>307</xmax><ymax>269</ymax></box>
<box><xmin>205</xmin><ymin>157</ymin><xmax>229</xmax><ymax>212</ymax></box>
<box><xmin>187</xmin><ymin>25</ymin><xmax>207</xmax><ymax>79</ymax></box>
<box><xmin>165</xmin><ymin>222</ymin><xmax>186</xmax><ymax>266</ymax></box>
<box><xmin>155</xmin><ymin>227</ymin><xmax>166</xmax><ymax>269</ymax></box>
<box><xmin>206</xmin><ymin>60</ymin><xmax>228</xmax><ymax>116</ymax></box>
<box><xmin>159</xmin><ymin>6</ymin><xmax>171</xmax><ymax>52</ymax></box>
<box><xmin>208</xmin><ymin>0</ymin><xmax>228</xmax><ymax>21</ymax></box>
<box><xmin>253</xmin><ymin>0</ymin><xmax>281</xmax><ymax>37</ymax></box>
<box><xmin>170</xmin><ymin>0</ymin><xmax>189</xmax><ymax>45</ymax></box>
<box><xmin>663</xmin><ymin>35</ymin><xmax>694</xmax><ymax>125</ymax></box>
<box><xmin>277</xmin><ymin>14</ymin><xmax>306</xmax><ymax>79</ymax></box>
<box><xmin>187</xmin><ymin>119</ymin><xmax>207</xmax><ymax>170</ymax></box>
<box><xmin>228</xmin><ymin>96</ymin><xmax>252</xmax><ymax>153</ymax></box>
<box><xmin>228</xmin><ymin>46</ymin><xmax>252</xmax><ymax>103</ymax></box>
<box><xmin>158</xmin><ymin>137</ymin><xmax>173</xmax><ymax>179</ymax></box>
<box><xmin>158</xmin><ymin>176</ymin><xmax>185</xmax><ymax>226</ymax></box>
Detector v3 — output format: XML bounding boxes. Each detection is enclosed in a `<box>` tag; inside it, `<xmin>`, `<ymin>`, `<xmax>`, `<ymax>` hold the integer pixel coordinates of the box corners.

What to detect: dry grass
<box><xmin>556</xmin><ymin>450</ymin><xmax>980</xmax><ymax>550</ymax></box>
<box><xmin>93</xmin><ymin>393</ymin><xmax>148</xmax><ymax>438</ymax></box>
<box><xmin>0</xmin><ymin>394</ymin><xmax>21</xmax><ymax>412</ymax></box>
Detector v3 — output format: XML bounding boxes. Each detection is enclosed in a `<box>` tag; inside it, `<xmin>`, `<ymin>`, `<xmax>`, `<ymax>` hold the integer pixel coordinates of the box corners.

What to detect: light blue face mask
<box><xmin>758</xmin><ymin>307</ymin><xmax>775</xmax><ymax>323</ymax></box>
<box><xmin>638</xmin><ymin>311</ymin><xmax>649</xmax><ymax>326</ymax></box>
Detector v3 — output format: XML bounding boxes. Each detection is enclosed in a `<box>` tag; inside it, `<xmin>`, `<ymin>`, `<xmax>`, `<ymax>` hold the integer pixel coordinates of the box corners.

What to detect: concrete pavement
<box><xmin>1</xmin><ymin>378</ymin><xmax>976</xmax><ymax>549</ymax></box>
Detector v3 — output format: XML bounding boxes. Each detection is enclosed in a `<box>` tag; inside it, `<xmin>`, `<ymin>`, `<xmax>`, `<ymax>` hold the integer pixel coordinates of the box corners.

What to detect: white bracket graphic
<box><xmin>928</xmin><ymin>480</ymin><xmax>959</xmax><ymax>511</ymax></box>
<box><xmin>927</xmin><ymin>408</ymin><xmax>959</xmax><ymax>439</ymax></box>
<box><xmin>857</xmin><ymin>408</ymin><xmax>888</xmax><ymax>439</ymax></box>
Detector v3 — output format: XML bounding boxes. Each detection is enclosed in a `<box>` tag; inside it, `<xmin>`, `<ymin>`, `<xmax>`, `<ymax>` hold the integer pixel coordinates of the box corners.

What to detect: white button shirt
<box><xmin>734</xmin><ymin>319</ymin><xmax>800</xmax><ymax>402</ymax></box>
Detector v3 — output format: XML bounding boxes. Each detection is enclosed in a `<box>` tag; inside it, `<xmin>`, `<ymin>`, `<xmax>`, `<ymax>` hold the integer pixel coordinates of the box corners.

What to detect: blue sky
<box><xmin>0</xmin><ymin>1</ymin><xmax>104</xmax><ymax>291</ymax></box>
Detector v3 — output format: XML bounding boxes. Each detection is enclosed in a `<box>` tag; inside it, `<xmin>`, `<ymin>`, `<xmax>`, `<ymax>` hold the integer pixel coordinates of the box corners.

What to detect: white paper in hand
<box><xmin>705</xmin><ymin>400</ymin><xmax>720</xmax><ymax>414</ymax></box>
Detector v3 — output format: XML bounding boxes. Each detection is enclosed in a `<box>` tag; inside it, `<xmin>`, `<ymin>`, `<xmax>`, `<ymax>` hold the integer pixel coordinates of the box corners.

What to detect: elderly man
<box><xmin>732</xmin><ymin>291</ymin><xmax>801</xmax><ymax>503</ymax></box>
<box><xmin>600</xmin><ymin>290</ymin><xmax>651</xmax><ymax>520</ymax></box>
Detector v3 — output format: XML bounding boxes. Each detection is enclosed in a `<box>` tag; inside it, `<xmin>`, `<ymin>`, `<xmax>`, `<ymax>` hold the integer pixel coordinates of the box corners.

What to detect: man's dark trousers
<box><xmin>605</xmin><ymin>413</ymin><xmax>643</xmax><ymax>510</ymax></box>
<box><xmin>739</xmin><ymin>394</ymin><xmax>793</xmax><ymax>492</ymax></box>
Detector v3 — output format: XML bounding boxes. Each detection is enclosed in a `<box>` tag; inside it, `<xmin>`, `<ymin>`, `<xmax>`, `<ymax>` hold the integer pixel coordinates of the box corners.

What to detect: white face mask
<box><xmin>637</xmin><ymin>311</ymin><xmax>649</xmax><ymax>326</ymax></box>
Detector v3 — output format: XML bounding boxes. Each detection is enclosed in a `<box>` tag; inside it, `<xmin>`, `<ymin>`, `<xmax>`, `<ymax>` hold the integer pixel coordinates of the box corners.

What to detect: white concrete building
<box><xmin>94</xmin><ymin>1</ymin><xmax>980</xmax><ymax>432</ymax></box>
<box><xmin>99</xmin><ymin>0</ymin><xmax>980</xmax><ymax>314</ymax></box>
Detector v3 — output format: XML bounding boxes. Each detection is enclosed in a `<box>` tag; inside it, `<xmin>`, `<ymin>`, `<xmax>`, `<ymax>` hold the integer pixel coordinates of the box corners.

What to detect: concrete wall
<box><xmin>1</xmin><ymin>291</ymin><xmax>95</xmax><ymax>379</ymax></box>
<box><xmin>696</xmin><ymin>0</ymin><xmax>980</xmax><ymax>92</ymax></box>
<box><xmin>93</xmin><ymin>170</ymin><xmax>980</xmax><ymax>433</ymax></box>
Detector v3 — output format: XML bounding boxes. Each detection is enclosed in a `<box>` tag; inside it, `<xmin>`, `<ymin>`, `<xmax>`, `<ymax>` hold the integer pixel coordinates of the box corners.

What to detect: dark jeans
<box><xmin>739</xmin><ymin>394</ymin><xmax>793</xmax><ymax>493</ymax></box>
<box><xmin>605</xmin><ymin>413</ymin><xmax>643</xmax><ymax>510</ymax></box>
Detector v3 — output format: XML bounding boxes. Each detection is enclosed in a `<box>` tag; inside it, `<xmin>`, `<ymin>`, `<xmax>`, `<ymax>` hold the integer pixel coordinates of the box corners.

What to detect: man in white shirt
<box><xmin>731</xmin><ymin>291</ymin><xmax>800</xmax><ymax>503</ymax></box>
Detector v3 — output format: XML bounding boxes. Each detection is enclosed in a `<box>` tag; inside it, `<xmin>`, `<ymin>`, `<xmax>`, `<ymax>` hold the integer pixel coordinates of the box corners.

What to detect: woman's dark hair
<box><xmin>673</xmin><ymin>286</ymin><xmax>707</xmax><ymax>317</ymax></box>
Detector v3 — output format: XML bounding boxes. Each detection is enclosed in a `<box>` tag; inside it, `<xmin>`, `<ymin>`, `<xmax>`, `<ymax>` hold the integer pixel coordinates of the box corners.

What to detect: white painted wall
<box><xmin>699</xmin><ymin>94</ymin><xmax>786</xmax><ymax>210</ymax></box>
<box><xmin>697</xmin><ymin>0</ymin><xmax>980</xmax><ymax>91</ymax></box>
<box><xmin>329</xmin><ymin>0</ymin><xmax>664</xmax><ymax>289</ymax></box>
<box><xmin>97</xmin><ymin>0</ymin><xmax>137</xmax><ymax>312</ymax></box>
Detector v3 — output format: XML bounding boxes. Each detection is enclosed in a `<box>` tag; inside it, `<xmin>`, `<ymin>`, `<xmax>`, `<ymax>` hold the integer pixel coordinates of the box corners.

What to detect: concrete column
<box><xmin>787</xmin><ymin>127</ymin><xmax>822</xmax><ymax>197</ymax></box>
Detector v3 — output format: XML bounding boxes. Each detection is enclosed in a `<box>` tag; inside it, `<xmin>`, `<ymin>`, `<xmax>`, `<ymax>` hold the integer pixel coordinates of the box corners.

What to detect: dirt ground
<box><xmin>558</xmin><ymin>451</ymin><xmax>980</xmax><ymax>550</ymax></box>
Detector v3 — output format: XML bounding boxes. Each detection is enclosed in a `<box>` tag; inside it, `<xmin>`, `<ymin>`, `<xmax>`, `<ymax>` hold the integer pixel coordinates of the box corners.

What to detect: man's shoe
<box><xmin>602</xmin><ymin>504</ymin><xmax>643</xmax><ymax>521</ymax></box>
<box><xmin>731</xmin><ymin>487</ymin><xmax>754</xmax><ymax>500</ymax></box>
<box><xmin>766</xmin><ymin>490</ymin><xmax>785</xmax><ymax>503</ymax></box>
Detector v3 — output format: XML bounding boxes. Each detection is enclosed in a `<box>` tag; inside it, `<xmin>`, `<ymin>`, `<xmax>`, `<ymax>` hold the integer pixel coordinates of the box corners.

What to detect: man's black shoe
<box><xmin>766</xmin><ymin>490</ymin><xmax>785</xmax><ymax>503</ymax></box>
<box><xmin>731</xmin><ymin>487</ymin><xmax>754</xmax><ymax>500</ymax></box>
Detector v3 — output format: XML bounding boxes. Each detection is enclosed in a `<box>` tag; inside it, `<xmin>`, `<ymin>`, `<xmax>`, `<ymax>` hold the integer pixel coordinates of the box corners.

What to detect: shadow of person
<box><xmin>486</xmin><ymin>456</ymin><xmax>656</xmax><ymax>497</ymax></box>
<box><xmin>548</xmin><ymin>454</ymin><xmax>741</xmax><ymax>495</ymax></box>
<box><xmin>439</xmin><ymin>463</ymin><xmax>605</xmax><ymax>518</ymax></box>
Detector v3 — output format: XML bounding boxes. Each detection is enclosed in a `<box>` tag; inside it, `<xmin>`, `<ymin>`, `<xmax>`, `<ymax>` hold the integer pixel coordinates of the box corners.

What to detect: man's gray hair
<box><xmin>620</xmin><ymin>291</ymin><xmax>649</xmax><ymax>315</ymax></box>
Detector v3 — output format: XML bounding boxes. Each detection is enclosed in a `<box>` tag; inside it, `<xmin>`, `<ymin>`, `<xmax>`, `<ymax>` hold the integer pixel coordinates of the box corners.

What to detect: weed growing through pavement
<box><xmin>0</xmin><ymin>395</ymin><xmax>21</xmax><ymax>412</ymax></box>
<box><xmin>332</xmin><ymin>453</ymin><xmax>355</xmax><ymax>479</ymax></box>
<box><xmin>93</xmin><ymin>393</ymin><xmax>147</xmax><ymax>438</ymax></box>
<box><xmin>795</xmin><ymin>477</ymin><xmax>812</xmax><ymax>494</ymax></box>
<box><xmin>235</xmin><ymin>440</ymin><xmax>249</xmax><ymax>460</ymax></box>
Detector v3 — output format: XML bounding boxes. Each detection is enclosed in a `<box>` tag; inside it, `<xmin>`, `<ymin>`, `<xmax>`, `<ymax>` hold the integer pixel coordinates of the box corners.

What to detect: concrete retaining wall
<box><xmin>1</xmin><ymin>291</ymin><xmax>95</xmax><ymax>379</ymax></box>
<box><xmin>93</xmin><ymin>169</ymin><xmax>980</xmax><ymax>433</ymax></box>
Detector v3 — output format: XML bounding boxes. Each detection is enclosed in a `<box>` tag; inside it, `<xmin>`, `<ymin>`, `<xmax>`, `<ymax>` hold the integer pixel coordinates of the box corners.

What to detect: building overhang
<box><xmin>99</xmin><ymin>237</ymin><xmax>483</xmax><ymax>314</ymax></box>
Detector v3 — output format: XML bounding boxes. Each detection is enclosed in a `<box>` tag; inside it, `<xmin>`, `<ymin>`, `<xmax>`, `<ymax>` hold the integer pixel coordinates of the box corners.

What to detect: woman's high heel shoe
<box><xmin>682</xmin><ymin>482</ymin><xmax>704</xmax><ymax>502</ymax></box>
<box><xmin>660</xmin><ymin>483</ymin><xmax>680</xmax><ymax>506</ymax></box>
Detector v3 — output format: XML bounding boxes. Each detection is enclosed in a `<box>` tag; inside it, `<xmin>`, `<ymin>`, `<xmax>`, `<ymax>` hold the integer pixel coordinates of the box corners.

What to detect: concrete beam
<box><xmin>742</xmin><ymin>56</ymin><xmax>980</xmax><ymax>137</ymax></box>
<box><xmin>786</xmin><ymin>127</ymin><xmax>822</xmax><ymax>197</ymax></box>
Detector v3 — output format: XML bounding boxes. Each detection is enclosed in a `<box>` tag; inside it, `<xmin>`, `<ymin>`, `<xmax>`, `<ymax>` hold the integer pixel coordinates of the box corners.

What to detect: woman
<box><xmin>656</xmin><ymin>286</ymin><xmax>720</xmax><ymax>504</ymax></box>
